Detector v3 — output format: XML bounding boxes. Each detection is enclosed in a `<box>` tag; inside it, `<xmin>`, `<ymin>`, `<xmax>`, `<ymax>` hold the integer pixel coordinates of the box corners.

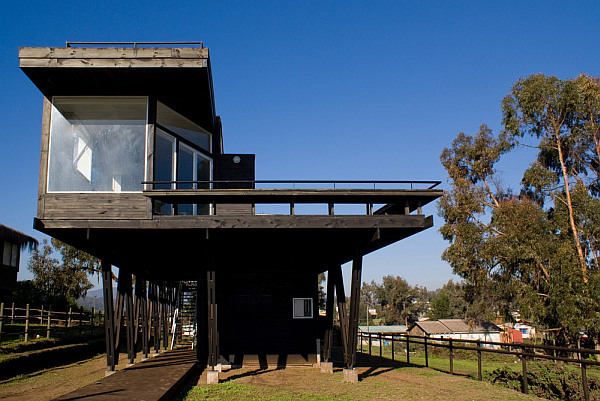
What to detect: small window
<box><xmin>293</xmin><ymin>298</ymin><xmax>313</xmax><ymax>319</ymax></box>
<box><xmin>2</xmin><ymin>241</ymin><xmax>19</xmax><ymax>268</ymax></box>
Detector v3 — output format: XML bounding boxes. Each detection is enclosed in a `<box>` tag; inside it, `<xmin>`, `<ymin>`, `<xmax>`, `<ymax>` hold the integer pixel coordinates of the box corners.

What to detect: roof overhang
<box><xmin>19</xmin><ymin>46</ymin><xmax>219</xmax><ymax>138</ymax></box>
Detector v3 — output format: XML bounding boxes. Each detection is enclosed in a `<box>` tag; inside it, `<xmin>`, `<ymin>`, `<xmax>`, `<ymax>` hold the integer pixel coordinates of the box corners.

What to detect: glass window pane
<box><xmin>11</xmin><ymin>244</ymin><xmax>18</xmax><ymax>267</ymax></box>
<box><xmin>157</xmin><ymin>101</ymin><xmax>211</xmax><ymax>152</ymax></box>
<box><xmin>2</xmin><ymin>242</ymin><xmax>11</xmax><ymax>266</ymax></box>
<box><xmin>154</xmin><ymin>130</ymin><xmax>175</xmax><ymax>189</ymax></box>
<box><xmin>48</xmin><ymin>97</ymin><xmax>147</xmax><ymax>192</ymax></box>
<box><xmin>196</xmin><ymin>153</ymin><xmax>212</xmax><ymax>215</ymax></box>
<box><xmin>177</xmin><ymin>144</ymin><xmax>194</xmax><ymax>215</ymax></box>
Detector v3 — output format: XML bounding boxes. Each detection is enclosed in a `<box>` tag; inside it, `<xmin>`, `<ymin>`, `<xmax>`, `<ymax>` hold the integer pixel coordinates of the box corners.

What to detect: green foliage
<box><xmin>360</xmin><ymin>276</ymin><xmax>431</xmax><ymax>325</ymax></box>
<box><xmin>440</xmin><ymin>74</ymin><xmax>600</xmax><ymax>341</ymax></box>
<box><xmin>26</xmin><ymin>239</ymin><xmax>97</xmax><ymax>310</ymax></box>
<box><xmin>429</xmin><ymin>280</ymin><xmax>468</xmax><ymax>320</ymax></box>
<box><xmin>485</xmin><ymin>362</ymin><xmax>600</xmax><ymax>400</ymax></box>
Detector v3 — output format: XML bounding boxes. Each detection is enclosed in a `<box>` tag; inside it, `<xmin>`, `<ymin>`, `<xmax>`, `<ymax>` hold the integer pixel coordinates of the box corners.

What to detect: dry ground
<box><xmin>181</xmin><ymin>365</ymin><xmax>546</xmax><ymax>401</ymax></box>
<box><xmin>0</xmin><ymin>352</ymin><xmax>136</xmax><ymax>401</ymax></box>
<box><xmin>0</xmin><ymin>353</ymin><xmax>547</xmax><ymax>401</ymax></box>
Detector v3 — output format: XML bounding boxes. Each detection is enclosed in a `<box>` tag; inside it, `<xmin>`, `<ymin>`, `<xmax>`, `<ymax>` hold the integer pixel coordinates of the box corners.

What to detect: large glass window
<box><xmin>47</xmin><ymin>97</ymin><xmax>147</xmax><ymax>192</ymax></box>
<box><xmin>2</xmin><ymin>241</ymin><xmax>19</xmax><ymax>268</ymax></box>
<box><xmin>157</xmin><ymin>101</ymin><xmax>211</xmax><ymax>152</ymax></box>
<box><xmin>153</xmin><ymin>129</ymin><xmax>212</xmax><ymax>215</ymax></box>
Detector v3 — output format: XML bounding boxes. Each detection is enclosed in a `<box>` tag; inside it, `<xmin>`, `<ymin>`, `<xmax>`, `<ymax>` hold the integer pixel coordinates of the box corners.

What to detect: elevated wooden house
<box><xmin>20</xmin><ymin>42</ymin><xmax>442</xmax><ymax>373</ymax></box>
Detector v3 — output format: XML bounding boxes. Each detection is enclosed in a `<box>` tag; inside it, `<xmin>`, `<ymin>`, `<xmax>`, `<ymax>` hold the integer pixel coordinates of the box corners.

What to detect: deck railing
<box><xmin>142</xmin><ymin>180</ymin><xmax>442</xmax><ymax>190</ymax></box>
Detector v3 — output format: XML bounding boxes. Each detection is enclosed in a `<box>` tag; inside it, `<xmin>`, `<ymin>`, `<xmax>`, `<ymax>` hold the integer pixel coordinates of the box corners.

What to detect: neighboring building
<box><xmin>19</xmin><ymin>42</ymin><xmax>443</xmax><ymax>373</ymax></box>
<box><xmin>358</xmin><ymin>325</ymin><xmax>407</xmax><ymax>346</ymax></box>
<box><xmin>408</xmin><ymin>319</ymin><xmax>502</xmax><ymax>348</ymax></box>
<box><xmin>0</xmin><ymin>224</ymin><xmax>38</xmax><ymax>300</ymax></box>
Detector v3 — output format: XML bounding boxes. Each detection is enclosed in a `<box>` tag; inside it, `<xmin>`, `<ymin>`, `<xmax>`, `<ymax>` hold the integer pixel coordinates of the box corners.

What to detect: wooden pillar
<box><xmin>322</xmin><ymin>271</ymin><xmax>335</xmax><ymax>362</ymax></box>
<box><xmin>135</xmin><ymin>277</ymin><xmax>149</xmax><ymax>358</ymax></box>
<box><xmin>347</xmin><ymin>253</ymin><xmax>363</xmax><ymax>369</ymax></box>
<box><xmin>207</xmin><ymin>268</ymin><xmax>218</xmax><ymax>368</ymax></box>
<box><xmin>329</xmin><ymin>264</ymin><xmax>349</xmax><ymax>367</ymax></box>
<box><xmin>197</xmin><ymin>273</ymin><xmax>208</xmax><ymax>366</ymax></box>
<box><xmin>102</xmin><ymin>260</ymin><xmax>116</xmax><ymax>371</ymax></box>
<box><xmin>113</xmin><ymin>269</ymin><xmax>128</xmax><ymax>365</ymax></box>
<box><xmin>150</xmin><ymin>282</ymin><xmax>161</xmax><ymax>353</ymax></box>
<box><xmin>120</xmin><ymin>271</ymin><xmax>135</xmax><ymax>365</ymax></box>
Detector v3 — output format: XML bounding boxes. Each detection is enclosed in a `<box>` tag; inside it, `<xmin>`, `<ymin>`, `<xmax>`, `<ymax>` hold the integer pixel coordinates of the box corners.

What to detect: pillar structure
<box><xmin>101</xmin><ymin>260</ymin><xmax>116</xmax><ymax>371</ymax></box>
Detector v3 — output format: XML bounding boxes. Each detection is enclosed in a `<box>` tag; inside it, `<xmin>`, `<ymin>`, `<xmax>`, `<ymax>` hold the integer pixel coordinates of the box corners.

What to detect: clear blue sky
<box><xmin>1</xmin><ymin>1</ymin><xmax>599</xmax><ymax>290</ymax></box>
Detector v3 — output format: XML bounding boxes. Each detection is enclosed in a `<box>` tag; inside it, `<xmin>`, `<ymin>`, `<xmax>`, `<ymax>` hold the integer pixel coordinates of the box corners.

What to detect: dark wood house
<box><xmin>20</xmin><ymin>42</ymin><xmax>442</xmax><ymax>374</ymax></box>
<box><xmin>0</xmin><ymin>224</ymin><xmax>38</xmax><ymax>300</ymax></box>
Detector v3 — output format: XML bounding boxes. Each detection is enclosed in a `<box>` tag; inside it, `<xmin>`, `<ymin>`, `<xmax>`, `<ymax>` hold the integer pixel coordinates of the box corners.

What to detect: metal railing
<box><xmin>65</xmin><ymin>41</ymin><xmax>204</xmax><ymax>48</ymax></box>
<box><xmin>358</xmin><ymin>331</ymin><xmax>597</xmax><ymax>400</ymax></box>
<box><xmin>142</xmin><ymin>180</ymin><xmax>442</xmax><ymax>190</ymax></box>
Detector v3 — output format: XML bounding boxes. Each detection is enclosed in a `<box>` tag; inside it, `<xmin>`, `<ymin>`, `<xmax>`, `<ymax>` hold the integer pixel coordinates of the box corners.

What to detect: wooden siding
<box><xmin>42</xmin><ymin>193</ymin><xmax>149</xmax><ymax>220</ymax></box>
<box><xmin>217</xmin><ymin>269</ymin><xmax>320</xmax><ymax>364</ymax></box>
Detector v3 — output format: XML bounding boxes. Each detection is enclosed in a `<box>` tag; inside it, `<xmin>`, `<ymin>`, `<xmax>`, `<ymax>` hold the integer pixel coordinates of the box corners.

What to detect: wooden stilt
<box><xmin>102</xmin><ymin>260</ymin><xmax>116</xmax><ymax>371</ymax></box>
<box><xmin>323</xmin><ymin>270</ymin><xmax>335</xmax><ymax>362</ymax></box>
<box><xmin>122</xmin><ymin>271</ymin><xmax>135</xmax><ymax>364</ymax></box>
<box><xmin>207</xmin><ymin>268</ymin><xmax>218</xmax><ymax>367</ymax></box>
<box><xmin>330</xmin><ymin>264</ymin><xmax>349</xmax><ymax>367</ymax></box>
<box><xmin>347</xmin><ymin>253</ymin><xmax>363</xmax><ymax>369</ymax></box>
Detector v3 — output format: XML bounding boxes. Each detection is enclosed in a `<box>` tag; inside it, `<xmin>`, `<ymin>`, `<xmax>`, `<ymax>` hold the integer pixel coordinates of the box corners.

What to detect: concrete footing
<box><xmin>207</xmin><ymin>370</ymin><xmax>220</xmax><ymax>385</ymax></box>
<box><xmin>320</xmin><ymin>362</ymin><xmax>334</xmax><ymax>373</ymax></box>
<box><xmin>343</xmin><ymin>368</ymin><xmax>358</xmax><ymax>383</ymax></box>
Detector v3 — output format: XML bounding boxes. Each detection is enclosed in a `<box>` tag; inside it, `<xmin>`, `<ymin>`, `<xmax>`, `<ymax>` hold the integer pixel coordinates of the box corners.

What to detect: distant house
<box><xmin>0</xmin><ymin>224</ymin><xmax>38</xmax><ymax>300</ymax></box>
<box><xmin>408</xmin><ymin>319</ymin><xmax>502</xmax><ymax>348</ymax></box>
<box><xmin>358</xmin><ymin>325</ymin><xmax>407</xmax><ymax>346</ymax></box>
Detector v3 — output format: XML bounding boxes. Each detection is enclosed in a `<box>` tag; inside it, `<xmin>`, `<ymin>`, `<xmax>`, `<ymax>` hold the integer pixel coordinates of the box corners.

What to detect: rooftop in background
<box><xmin>0</xmin><ymin>223</ymin><xmax>38</xmax><ymax>250</ymax></box>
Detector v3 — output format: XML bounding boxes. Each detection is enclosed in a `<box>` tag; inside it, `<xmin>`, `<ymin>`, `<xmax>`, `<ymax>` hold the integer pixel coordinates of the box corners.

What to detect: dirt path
<box><xmin>0</xmin><ymin>352</ymin><xmax>134</xmax><ymax>401</ymax></box>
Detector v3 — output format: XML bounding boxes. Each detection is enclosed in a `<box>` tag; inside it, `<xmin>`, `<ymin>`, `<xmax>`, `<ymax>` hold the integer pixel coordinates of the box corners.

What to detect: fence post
<box><xmin>477</xmin><ymin>340</ymin><xmax>482</xmax><ymax>381</ymax></box>
<box><xmin>424</xmin><ymin>336</ymin><xmax>429</xmax><ymax>367</ymax></box>
<box><xmin>91</xmin><ymin>308</ymin><xmax>95</xmax><ymax>336</ymax></box>
<box><xmin>449</xmin><ymin>338</ymin><xmax>454</xmax><ymax>374</ymax></box>
<box><xmin>369</xmin><ymin>333</ymin><xmax>372</xmax><ymax>355</ymax></box>
<box><xmin>521</xmin><ymin>346</ymin><xmax>528</xmax><ymax>394</ymax></box>
<box><xmin>10</xmin><ymin>302</ymin><xmax>15</xmax><ymax>324</ymax></box>
<box><xmin>78</xmin><ymin>311</ymin><xmax>83</xmax><ymax>337</ymax></box>
<box><xmin>360</xmin><ymin>332</ymin><xmax>363</xmax><ymax>353</ymax></box>
<box><xmin>406</xmin><ymin>334</ymin><xmax>410</xmax><ymax>364</ymax></box>
<box><xmin>67</xmin><ymin>307</ymin><xmax>72</xmax><ymax>328</ymax></box>
<box><xmin>582</xmin><ymin>360</ymin><xmax>589</xmax><ymax>401</ymax></box>
<box><xmin>24</xmin><ymin>304</ymin><xmax>30</xmax><ymax>342</ymax></box>
<box><xmin>0</xmin><ymin>302</ymin><xmax>4</xmax><ymax>343</ymax></box>
<box><xmin>391</xmin><ymin>334</ymin><xmax>395</xmax><ymax>361</ymax></box>
<box><xmin>46</xmin><ymin>308</ymin><xmax>51</xmax><ymax>338</ymax></box>
<box><xmin>379</xmin><ymin>333</ymin><xmax>383</xmax><ymax>357</ymax></box>
<box><xmin>40</xmin><ymin>305</ymin><xmax>44</xmax><ymax>325</ymax></box>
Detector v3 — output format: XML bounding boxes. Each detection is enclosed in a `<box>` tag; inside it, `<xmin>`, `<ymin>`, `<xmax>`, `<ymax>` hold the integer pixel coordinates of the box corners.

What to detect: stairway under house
<box><xmin>20</xmin><ymin>42</ymin><xmax>442</xmax><ymax>372</ymax></box>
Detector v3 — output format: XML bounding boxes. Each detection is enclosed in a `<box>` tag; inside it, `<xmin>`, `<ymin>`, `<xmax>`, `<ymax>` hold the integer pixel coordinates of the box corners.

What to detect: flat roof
<box><xmin>19</xmin><ymin>46</ymin><xmax>219</xmax><ymax>139</ymax></box>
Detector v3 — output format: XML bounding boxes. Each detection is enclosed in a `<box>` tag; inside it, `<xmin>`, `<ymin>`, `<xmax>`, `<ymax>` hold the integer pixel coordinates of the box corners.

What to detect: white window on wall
<box><xmin>293</xmin><ymin>298</ymin><xmax>313</xmax><ymax>319</ymax></box>
<box><xmin>47</xmin><ymin>97</ymin><xmax>148</xmax><ymax>192</ymax></box>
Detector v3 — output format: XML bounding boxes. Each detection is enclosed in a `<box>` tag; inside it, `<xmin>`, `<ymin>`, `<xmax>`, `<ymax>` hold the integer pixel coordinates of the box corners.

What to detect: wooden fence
<box><xmin>358</xmin><ymin>332</ymin><xmax>599</xmax><ymax>401</ymax></box>
<box><xmin>0</xmin><ymin>302</ymin><xmax>103</xmax><ymax>343</ymax></box>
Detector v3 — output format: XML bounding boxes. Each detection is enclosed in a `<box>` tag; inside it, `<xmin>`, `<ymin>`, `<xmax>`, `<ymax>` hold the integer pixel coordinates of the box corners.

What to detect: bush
<box><xmin>485</xmin><ymin>362</ymin><xmax>600</xmax><ymax>400</ymax></box>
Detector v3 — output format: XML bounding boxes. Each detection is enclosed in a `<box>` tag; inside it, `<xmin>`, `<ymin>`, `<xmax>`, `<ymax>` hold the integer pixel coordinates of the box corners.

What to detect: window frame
<box><xmin>46</xmin><ymin>96</ymin><xmax>150</xmax><ymax>194</ymax></box>
<box><xmin>292</xmin><ymin>297</ymin><xmax>314</xmax><ymax>319</ymax></box>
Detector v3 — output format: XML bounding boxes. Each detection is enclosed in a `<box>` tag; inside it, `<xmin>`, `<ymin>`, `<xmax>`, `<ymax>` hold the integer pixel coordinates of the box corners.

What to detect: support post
<box><xmin>322</xmin><ymin>271</ymin><xmax>335</xmax><ymax>363</ymax></box>
<box><xmin>135</xmin><ymin>277</ymin><xmax>148</xmax><ymax>358</ymax></box>
<box><xmin>477</xmin><ymin>340</ymin><xmax>482</xmax><ymax>380</ymax></box>
<box><xmin>330</xmin><ymin>264</ymin><xmax>349</xmax><ymax>366</ymax></box>
<box><xmin>582</xmin><ymin>360</ymin><xmax>589</xmax><ymax>401</ymax></box>
<box><xmin>391</xmin><ymin>334</ymin><xmax>394</xmax><ymax>361</ymax></box>
<box><xmin>120</xmin><ymin>270</ymin><xmax>135</xmax><ymax>365</ymax></box>
<box><xmin>424</xmin><ymin>336</ymin><xmax>429</xmax><ymax>367</ymax></box>
<box><xmin>379</xmin><ymin>333</ymin><xmax>383</xmax><ymax>357</ymax></box>
<box><xmin>449</xmin><ymin>338</ymin><xmax>454</xmax><ymax>374</ymax></box>
<box><xmin>521</xmin><ymin>346</ymin><xmax>528</xmax><ymax>394</ymax></box>
<box><xmin>347</xmin><ymin>253</ymin><xmax>363</xmax><ymax>369</ymax></box>
<box><xmin>46</xmin><ymin>308</ymin><xmax>51</xmax><ymax>338</ymax></box>
<box><xmin>24</xmin><ymin>304</ymin><xmax>29</xmax><ymax>342</ymax></box>
<box><xmin>102</xmin><ymin>260</ymin><xmax>116</xmax><ymax>371</ymax></box>
<box><xmin>207</xmin><ymin>268</ymin><xmax>218</xmax><ymax>368</ymax></box>
<box><xmin>0</xmin><ymin>302</ymin><xmax>3</xmax><ymax>343</ymax></box>
<box><xmin>406</xmin><ymin>334</ymin><xmax>410</xmax><ymax>364</ymax></box>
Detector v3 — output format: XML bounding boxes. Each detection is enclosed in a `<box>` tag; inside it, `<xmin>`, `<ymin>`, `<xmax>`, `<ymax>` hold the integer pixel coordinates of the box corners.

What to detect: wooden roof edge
<box><xmin>0</xmin><ymin>224</ymin><xmax>39</xmax><ymax>250</ymax></box>
<box><xmin>19</xmin><ymin>46</ymin><xmax>209</xmax><ymax>60</ymax></box>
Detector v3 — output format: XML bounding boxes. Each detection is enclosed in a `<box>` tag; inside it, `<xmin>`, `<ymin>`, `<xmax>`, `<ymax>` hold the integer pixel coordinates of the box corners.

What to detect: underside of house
<box><xmin>20</xmin><ymin>42</ymin><xmax>442</xmax><ymax>370</ymax></box>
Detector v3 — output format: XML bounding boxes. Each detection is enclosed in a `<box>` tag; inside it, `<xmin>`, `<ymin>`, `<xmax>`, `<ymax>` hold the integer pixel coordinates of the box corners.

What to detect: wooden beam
<box><xmin>329</xmin><ymin>264</ymin><xmax>349</xmax><ymax>367</ymax></box>
<box><xmin>19</xmin><ymin>47</ymin><xmax>209</xmax><ymax>59</ymax></box>
<box><xmin>36</xmin><ymin>214</ymin><xmax>434</xmax><ymax>230</ymax></box>
<box><xmin>323</xmin><ymin>271</ymin><xmax>335</xmax><ymax>363</ymax></box>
